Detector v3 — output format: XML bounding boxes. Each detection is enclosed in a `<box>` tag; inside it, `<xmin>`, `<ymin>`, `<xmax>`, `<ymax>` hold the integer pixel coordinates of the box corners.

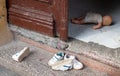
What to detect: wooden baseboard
<box><xmin>9</xmin><ymin>5</ymin><xmax>55</xmax><ymax>37</ymax></box>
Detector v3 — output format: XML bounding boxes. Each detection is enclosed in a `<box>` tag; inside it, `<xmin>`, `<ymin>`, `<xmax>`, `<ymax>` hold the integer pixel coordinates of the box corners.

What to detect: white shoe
<box><xmin>73</xmin><ymin>59</ymin><xmax>83</xmax><ymax>70</ymax></box>
<box><xmin>48</xmin><ymin>51</ymin><xmax>65</xmax><ymax>66</ymax></box>
<box><xmin>12</xmin><ymin>47</ymin><xmax>30</xmax><ymax>62</ymax></box>
<box><xmin>64</xmin><ymin>54</ymin><xmax>75</xmax><ymax>60</ymax></box>
<box><xmin>64</xmin><ymin>54</ymin><xmax>83</xmax><ymax>70</ymax></box>
<box><xmin>51</xmin><ymin>59</ymin><xmax>73</xmax><ymax>71</ymax></box>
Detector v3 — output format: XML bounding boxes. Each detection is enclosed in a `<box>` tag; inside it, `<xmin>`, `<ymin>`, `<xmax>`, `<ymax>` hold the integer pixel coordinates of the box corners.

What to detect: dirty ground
<box><xmin>0</xmin><ymin>38</ymin><xmax>109</xmax><ymax>76</ymax></box>
<box><xmin>10</xmin><ymin>24</ymin><xmax>120</xmax><ymax>69</ymax></box>
<box><xmin>0</xmin><ymin>65</ymin><xmax>20</xmax><ymax>76</ymax></box>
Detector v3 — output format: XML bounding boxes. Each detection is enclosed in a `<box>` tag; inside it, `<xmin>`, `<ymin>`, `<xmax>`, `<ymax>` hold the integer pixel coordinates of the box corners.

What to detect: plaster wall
<box><xmin>0</xmin><ymin>0</ymin><xmax>13</xmax><ymax>46</ymax></box>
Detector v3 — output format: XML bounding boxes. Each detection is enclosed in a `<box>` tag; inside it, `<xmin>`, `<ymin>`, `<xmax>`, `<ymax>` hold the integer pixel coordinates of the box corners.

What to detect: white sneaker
<box><xmin>51</xmin><ymin>59</ymin><xmax>73</xmax><ymax>71</ymax></box>
<box><xmin>73</xmin><ymin>59</ymin><xmax>83</xmax><ymax>70</ymax></box>
<box><xmin>64</xmin><ymin>54</ymin><xmax>83</xmax><ymax>70</ymax></box>
<box><xmin>64</xmin><ymin>54</ymin><xmax>75</xmax><ymax>60</ymax></box>
<box><xmin>12</xmin><ymin>47</ymin><xmax>30</xmax><ymax>62</ymax></box>
<box><xmin>48</xmin><ymin>51</ymin><xmax>65</xmax><ymax>66</ymax></box>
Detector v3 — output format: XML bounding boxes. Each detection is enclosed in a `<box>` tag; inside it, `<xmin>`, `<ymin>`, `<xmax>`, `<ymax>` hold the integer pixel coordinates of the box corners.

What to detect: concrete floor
<box><xmin>0</xmin><ymin>38</ymin><xmax>109</xmax><ymax>76</ymax></box>
<box><xmin>9</xmin><ymin>24</ymin><xmax>120</xmax><ymax>70</ymax></box>
<box><xmin>0</xmin><ymin>65</ymin><xmax>19</xmax><ymax>76</ymax></box>
<box><xmin>68</xmin><ymin>0</ymin><xmax>120</xmax><ymax>49</ymax></box>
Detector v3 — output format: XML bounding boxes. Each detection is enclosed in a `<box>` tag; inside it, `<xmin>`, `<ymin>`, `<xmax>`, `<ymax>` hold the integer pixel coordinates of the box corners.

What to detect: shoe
<box><xmin>64</xmin><ymin>54</ymin><xmax>75</xmax><ymax>60</ymax></box>
<box><xmin>12</xmin><ymin>47</ymin><xmax>30</xmax><ymax>62</ymax></box>
<box><xmin>51</xmin><ymin>59</ymin><xmax>73</xmax><ymax>71</ymax></box>
<box><xmin>64</xmin><ymin>54</ymin><xmax>83</xmax><ymax>70</ymax></box>
<box><xmin>73</xmin><ymin>59</ymin><xmax>83</xmax><ymax>70</ymax></box>
<box><xmin>48</xmin><ymin>51</ymin><xmax>65</xmax><ymax>66</ymax></box>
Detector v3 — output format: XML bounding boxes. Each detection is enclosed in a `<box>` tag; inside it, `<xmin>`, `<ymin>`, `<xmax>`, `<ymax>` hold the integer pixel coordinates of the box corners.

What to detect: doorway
<box><xmin>68</xmin><ymin>0</ymin><xmax>120</xmax><ymax>48</ymax></box>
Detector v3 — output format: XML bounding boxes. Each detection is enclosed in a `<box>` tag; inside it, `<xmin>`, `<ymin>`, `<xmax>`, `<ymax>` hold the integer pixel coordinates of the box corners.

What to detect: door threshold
<box><xmin>17</xmin><ymin>35</ymin><xmax>120</xmax><ymax>76</ymax></box>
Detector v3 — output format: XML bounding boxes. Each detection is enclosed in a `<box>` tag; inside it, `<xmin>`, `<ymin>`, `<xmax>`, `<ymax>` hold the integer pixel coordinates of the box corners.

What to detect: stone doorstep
<box><xmin>9</xmin><ymin>24</ymin><xmax>120</xmax><ymax>69</ymax></box>
<box><xmin>0</xmin><ymin>57</ymin><xmax>29</xmax><ymax>76</ymax></box>
<box><xmin>17</xmin><ymin>35</ymin><xmax>120</xmax><ymax>76</ymax></box>
<box><xmin>0</xmin><ymin>39</ymin><xmax>110</xmax><ymax>76</ymax></box>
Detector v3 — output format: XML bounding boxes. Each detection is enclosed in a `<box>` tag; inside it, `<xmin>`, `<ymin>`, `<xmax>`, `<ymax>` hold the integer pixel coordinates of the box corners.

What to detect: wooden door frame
<box><xmin>8</xmin><ymin>0</ymin><xmax>68</xmax><ymax>41</ymax></box>
<box><xmin>53</xmin><ymin>0</ymin><xmax>68</xmax><ymax>41</ymax></box>
<box><xmin>8</xmin><ymin>0</ymin><xmax>56</xmax><ymax>37</ymax></box>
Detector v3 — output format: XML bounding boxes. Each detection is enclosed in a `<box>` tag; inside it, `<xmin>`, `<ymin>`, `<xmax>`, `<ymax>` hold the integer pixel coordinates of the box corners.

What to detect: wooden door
<box><xmin>8</xmin><ymin>0</ymin><xmax>68</xmax><ymax>41</ymax></box>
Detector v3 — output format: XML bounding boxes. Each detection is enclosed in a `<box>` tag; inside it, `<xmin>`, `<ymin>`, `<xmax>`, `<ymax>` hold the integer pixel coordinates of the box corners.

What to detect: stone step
<box><xmin>0</xmin><ymin>40</ymin><xmax>109</xmax><ymax>76</ymax></box>
<box><xmin>0</xmin><ymin>65</ymin><xmax>20</xmax><ymax>76</ymax></box>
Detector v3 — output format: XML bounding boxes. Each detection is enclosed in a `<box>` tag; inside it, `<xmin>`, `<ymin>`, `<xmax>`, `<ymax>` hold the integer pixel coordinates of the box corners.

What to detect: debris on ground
<box><xmin>48</xmin><ymin>51</ymin><xmax>84</xmax><ymax>71</ymax></box>
<box><xmin>12</xmin><ymin>47</ymin><xmax>30</xmax><ymax>62</ymax></box>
